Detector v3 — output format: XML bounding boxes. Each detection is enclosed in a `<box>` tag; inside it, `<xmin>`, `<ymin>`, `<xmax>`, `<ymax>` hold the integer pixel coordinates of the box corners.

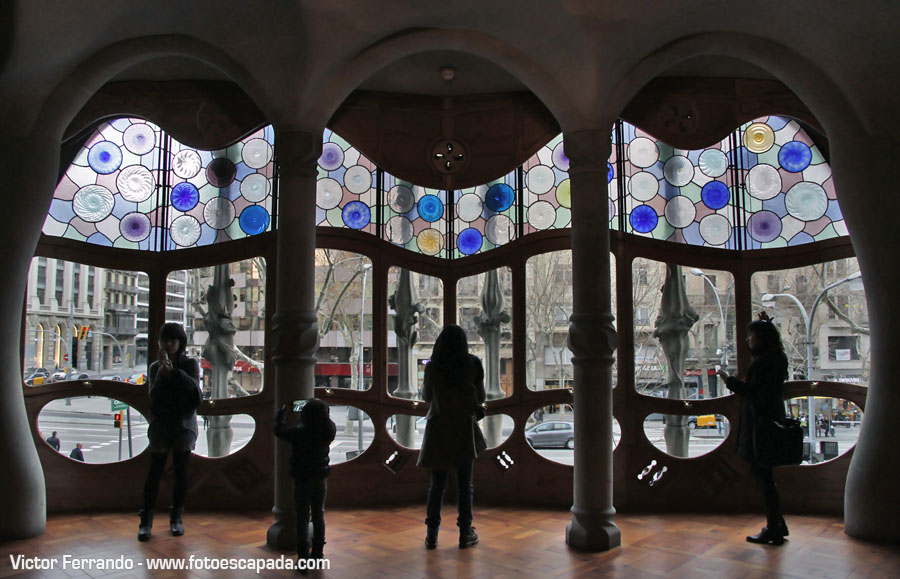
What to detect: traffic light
<box><xmin>114</xmin><ymin>413</ymin><xmax>122</xmax><ymax>428</ymax></box>
<box><xmin>79</xmin><ymin>326</ymin><xmax>90</xmax><ymax>340</ymax></box>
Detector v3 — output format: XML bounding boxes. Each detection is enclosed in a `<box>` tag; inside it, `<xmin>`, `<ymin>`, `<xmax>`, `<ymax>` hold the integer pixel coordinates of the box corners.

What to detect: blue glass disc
<box><xmin>701</xmin><ymin>181</ymin><xmax>730</xmax><ymax>210</ymax></box>
<box><xmin>417</xmin><ymin>195</ymin><xmax>444</xmax><ymax>222</ymax></box>
<box><xmin>485</xmin><ymin>183</ymin><xmax>515</xmax><ymax>212</ymax></box>
<box><xmin>630</xmin><ymin>205</ymin><xmax>658</xmax><ymax>233</ymax></box>
<box><xmin>342</xmin><ymin>201</ymin><xmax>371</xmax><ymax>229</ymax></box>
<box><xmin>607</xmin><ymin>162</ymin><xmax>614</xmax><ymax>184</ymax></box>
<box><xmin>457</xmin><ymin>228</ymin><xmax>483</xmax><ymax>255</ymax></box>
<box><xmin>87</xmin><ymin>141</ymin><xmax>123</xmax><ymax>174</ymax></box>
<box><xmin>239</xmin><ymin>205</ymin><xmax>270</xmax><ymax>235</ymax></box>
<box><xmin>778</xmin><ymin>141</ymin><xmax>812</xmax><ymax>173</ymax></box>
<box><xmin>171</xmin><ymin>182</ymin><xmax>200</xmax><ymax>211</ymax></box>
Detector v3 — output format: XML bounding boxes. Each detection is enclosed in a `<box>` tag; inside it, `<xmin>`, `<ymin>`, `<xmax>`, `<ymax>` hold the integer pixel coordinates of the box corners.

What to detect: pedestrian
<box><xmin>274</xmin><ymin>399</ymin><xmax>337</xmax><ymax>566</ymax></box>
<box><xmin>717</xmin><ymin>311</ymin><xmax>790</xmax><ymax>546</ymax></box>
<box><xmin>46</xmin><ymin>431</ymin><xmax>60</xmax><ymax>451</ymax></box>
<box><xmin>417</xmin><ymin>324</ymin><xmax>486</xmax><ymax>550</ymax></box>
<box><xmin>137</xmin><ymin>322</ymin><xmax>202</xmax><ymax>542</ymax></box>
<box><xmin>69</xmin><ymin>442</ymin><xmax>84</xmax><ymax>462</ymax></box>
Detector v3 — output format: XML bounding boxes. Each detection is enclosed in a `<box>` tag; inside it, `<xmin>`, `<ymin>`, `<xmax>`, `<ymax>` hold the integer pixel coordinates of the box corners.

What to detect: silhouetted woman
<box><xmin>417</xmin><ymin>325</ymin><xmax>486</xmax><ymax>549</ymax></box>
<box><xmin>138</xmin><ymin>323</ymin><xmax>201</xmax><ymax>542</ymax></box>
<box><xmin>718</xmin><ymin>312</ymin><xmax>790</xmax><ymax>545</ymax></box>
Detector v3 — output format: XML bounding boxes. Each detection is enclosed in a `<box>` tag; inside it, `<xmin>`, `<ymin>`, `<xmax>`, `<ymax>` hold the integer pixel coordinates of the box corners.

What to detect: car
<box><xmin>688</xmin><ymin>414</ymin><xmax>721</xmax><ymax>430</ymax></box>
<box><xmin>101</xmin><ymin>375</ymin><xmax>122</xmax><ymax>381</ymax></box>
<box><xmin>51</xmin><ymin>371</ymin><xmax>68</xmax><ymax>382</ymax></box>
<box><xmin>127</xmin><ymin>373</ymin><xmax>146</xmax><ymax>385</ymax></box>
<box><xmin>24</xmin><ymin>370</ymin><xmax>50</xmax><ymax>385</ymax></box>
<box><xmin>67</xmin><ymin>372</ymin><xmax>90</xmax><ymax>381</ymax></box>
<box><xmin>24</xmin><ymin>367</ymin><xmax>49</xmax><ymax>377</ymax></box>
<box><xmin>525</xmin><ymin>420</ymin><xmax>574</xmax><ymax>449</ymax></box>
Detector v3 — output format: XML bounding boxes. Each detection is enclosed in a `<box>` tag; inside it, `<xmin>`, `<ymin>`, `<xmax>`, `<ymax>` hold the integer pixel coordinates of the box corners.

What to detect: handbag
<box><xmin>753</xmin><ymin>416</ymin><xmax>803</xmax><ymax>467</ymax></box>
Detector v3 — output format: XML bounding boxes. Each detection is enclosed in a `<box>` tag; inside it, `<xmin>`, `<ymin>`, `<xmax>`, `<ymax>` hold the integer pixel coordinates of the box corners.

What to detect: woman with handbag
<box><xmin>417</xmin><ymin>324</ymin><xmax>486</xmax><ymax>550</ymax></box>
<box><xmin>717</xmin><ymin>312</ymin><xmax>790</xmax><ymax>546</ymax></box>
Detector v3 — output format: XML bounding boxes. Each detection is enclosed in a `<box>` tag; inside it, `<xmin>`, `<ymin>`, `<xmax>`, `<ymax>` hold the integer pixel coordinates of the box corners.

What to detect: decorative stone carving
<box><xmin>568</xmin><ymin>312</ymin><xmax>618</xmax><ymax>366</ymax></box>
<box><xmin>202</xmin><ymin>264</ymin><xmax>238</xmax><ymax>457</ymax></box>
<box><xmin>390</xmin><ymin>268</ymin><xmax>422</xmax><ymax>447</ymax></box>
<box><xmin>475</xmin><ymin>269</ymin><xmax>511</xmax><ymax>447</ymax></box>
<box><xmin>653</xmin><ymin>263</ymin><xmax>699</xmax><ymax>458</ymax></box>
<box><xmin>270</xmin><ymin>312</ymin><xmax>319</xmax><ymax>363</ymax></box>
<box><xmin>275</xmin><ymin>130</ymin><xmax>322</xmax><ymax>179</ymax></box>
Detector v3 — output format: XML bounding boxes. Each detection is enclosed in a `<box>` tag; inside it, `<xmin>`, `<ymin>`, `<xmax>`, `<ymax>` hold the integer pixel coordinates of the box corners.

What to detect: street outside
<box><xmin>36</xmin><ymin>397</ymin><xmax>860</xmax><ymax>466</ymax></box>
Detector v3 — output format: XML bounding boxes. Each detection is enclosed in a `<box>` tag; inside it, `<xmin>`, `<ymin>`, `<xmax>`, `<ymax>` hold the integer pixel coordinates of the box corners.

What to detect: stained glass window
<box><xmin>619</xmin><ymin>116</ymin><xmax>844</xmax><ymax>249</ymax></box>
<box><xmin>315</xmin><ymin>130</ymin><xmax>377</xmax><ymax>235</ymax></box>
<box><xmin>451</xmin><ymin>171</ymin><xmax>518</xmax><ymax>258</ymax></box>
<box><xmin>383</xmin><ymin>175</ymin><xmax>447</xmax><ymax>256</ymax></box>
<box><xmin>45</xmin><ymin>118</ymin><xmax>276</xmax><ymax>250</ymax></box>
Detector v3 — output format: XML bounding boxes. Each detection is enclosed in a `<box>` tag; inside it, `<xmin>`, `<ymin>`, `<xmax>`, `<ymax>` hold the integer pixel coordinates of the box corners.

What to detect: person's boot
<box><xmin>310</xmin><ymin>540</ymin><xmax>326</xmax><ymax>559</ymax></box>
<box><xmin>779</xmin><ymin>517</ymin><xmax>789</xmax><ymax>537</ymax></box>
<box><xmin>169</xmin><ymin>506</ymin><xmax>184</xmax><ymax>537</ymax></box>
<box><xmin>459</xmin><ymin>526</ymin><xmax>478</xmax><ymax>548</ymax></box>
<box><xmin>425</xmin><ymin>526</ymin><xmax>439</xmax><ymax>549</ymax></box>
<box><xmin>746</xmin><ymin>525</ymin><xmax>785</xmax><ymax>546</ymax></box>
<box><xmin>296</xmin><ymin>541</ymin><xmax>310</xmax><ymax>575</ymax></box>
<box><xmin>137</xmin><ymin>509</ymin><xmax>153</xmax><ymax>542</ymax></box>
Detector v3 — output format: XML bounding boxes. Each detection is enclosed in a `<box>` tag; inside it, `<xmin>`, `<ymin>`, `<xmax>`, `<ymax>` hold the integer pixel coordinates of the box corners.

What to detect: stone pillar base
<box><xmin>266</xmin><ymin>505</ymin><xmax>296</xmax><ymax>550</ymax></box>
<box><xmin>566</xmin><ymin>507</ymin><xmax>621</xmax><ymax>551</ymax></box>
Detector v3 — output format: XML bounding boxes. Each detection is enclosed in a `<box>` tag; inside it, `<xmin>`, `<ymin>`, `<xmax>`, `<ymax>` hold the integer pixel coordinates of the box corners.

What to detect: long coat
<box><xmin>417</xmin><ymin>354</ymin><xmax>486</xmax><ymax>470</ymax></box>
<box><xmin>147</xmin><ymin>355</ymin><xmax>202</xmax><ymax>453</ymax></box>
<box><xmin>725</xmin><ymin>348</ymin><xmax>788</xmax><ymax>463</ymax></box>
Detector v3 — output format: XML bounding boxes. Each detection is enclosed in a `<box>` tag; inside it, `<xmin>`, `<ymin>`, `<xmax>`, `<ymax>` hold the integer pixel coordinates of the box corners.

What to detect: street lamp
<box><xmin>357</xmin><ymin>262</ymin><xmax>372</xmax><ymax>452</ymax></box>
<box><xmin>762</xmin><ymin>271</ymin><xmax>862</xmax><ymax>460</ymax></box>
<box><xmin>689</xmin><ymin>268</ymin><xmax>728</xmax><ymax>369</ymax></box>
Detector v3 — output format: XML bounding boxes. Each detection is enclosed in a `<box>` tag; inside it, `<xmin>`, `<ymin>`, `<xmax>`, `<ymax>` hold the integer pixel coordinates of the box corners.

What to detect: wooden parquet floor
<box><xmin>2</xmin><ymin>507</ymin><xmax>899</xmax><ymax>578</ymax></box>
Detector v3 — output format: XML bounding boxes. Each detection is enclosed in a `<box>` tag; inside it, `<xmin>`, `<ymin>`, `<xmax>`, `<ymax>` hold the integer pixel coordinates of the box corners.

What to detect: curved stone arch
<box><xmin>296</xmin><ymin>27</ymin><xmax>578</xmax><ymax>133</ymax></box>
<box><xmin>599</xmin><ymin>31</ymin><xmax>864</xmax><ymax>140</ymax></box>
<box><xmin>32</xmin><ymin>34</ymin><xmax>278</xmax><ymax>145</ymax></box>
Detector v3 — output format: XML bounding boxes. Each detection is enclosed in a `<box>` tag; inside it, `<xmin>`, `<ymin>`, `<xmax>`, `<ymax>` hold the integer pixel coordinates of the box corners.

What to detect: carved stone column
<box><xmin>564</xmin><ymin>129</ymin><xmax>621</xmax><ymax>551</ymax></box>
<box><xmin>390</xmin><ymin>268</ymin><xmax>422</xmax><ymax>447</ymax></box>
<box><xmin>476</xmin><ymin>268</ymin><xmax>510</xmax><ymax>447</ymax></box>
<box><xmin>0</xmin><ymin>136</ymin><xmax>58</xmax><ymax>539</ymax></box>
<box><xmin>267</xmin><ymin>130</ymin><xmax>321</xmax><ymax>549</ymax></box>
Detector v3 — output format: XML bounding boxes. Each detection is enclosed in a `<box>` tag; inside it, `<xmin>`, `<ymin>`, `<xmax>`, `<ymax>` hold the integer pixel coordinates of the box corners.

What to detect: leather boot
<box><xmin>169</xmin><ymin>506</ymin><xmax>184</xmax><ymax>536</ymax></box>
<box><xmin>459</xmin><ymin>526</ymin><xmax>478</xmax><ymax>548</ymax></box>
<box><xmin>425</xmin><ymin>526</ymin><xmax>438</xmax><ymax>549</ymax></box>
<box><xmin>746</xmin><ymin>525</ymin><xmax>785</xmax><ymax>546</ymax></box>
<box><xmin>137</xmin><ymin>509</ymin><xmax>153</xmax><ymax>542</ymax></box>
<box><xmin>310</xmin><ymin>540</ymin><xmax>325</xmax><ymax>559</ymax></box>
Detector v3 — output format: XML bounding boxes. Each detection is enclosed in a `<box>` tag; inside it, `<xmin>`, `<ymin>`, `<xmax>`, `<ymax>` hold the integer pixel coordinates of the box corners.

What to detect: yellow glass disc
<box><xmin>744</xmin><ymin>122</ymin><xmax>775</xmax><ymax>153</ymax></box>
<box><xmin>417</xmin><ymin>228</ymin><xmax>443</xmax><ymax>256</ymax></box>
<box><xmin>555</xmin><ymin>178</ymin><xmax>571</xmax><ymax>208</ymax></box>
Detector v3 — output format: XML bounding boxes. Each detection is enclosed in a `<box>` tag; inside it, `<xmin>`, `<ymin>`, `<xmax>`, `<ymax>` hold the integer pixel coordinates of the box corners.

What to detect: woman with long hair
<box><xmin>417</xmin><ymin>324</ymin><xmax>486</xmax><ymax>549</ymax></box>
<box><xmin>718</xmin><ymin>312</ymin><xmax>790</xmax><ymax>545</ymax></box>
<box><xmin>138</xmin><ymin>322</ymin><xmax>201</xmax><ymax>542</ymax></box>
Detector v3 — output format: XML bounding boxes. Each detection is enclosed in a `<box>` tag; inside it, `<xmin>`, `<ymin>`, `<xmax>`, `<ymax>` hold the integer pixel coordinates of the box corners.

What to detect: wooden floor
<box><xmin>2</xmin><ymin>507</ymin><xmax>899</xmax><ymax>578</ymax></box>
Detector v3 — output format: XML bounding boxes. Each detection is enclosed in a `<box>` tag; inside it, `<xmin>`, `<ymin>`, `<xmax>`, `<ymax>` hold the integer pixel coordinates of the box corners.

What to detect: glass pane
<box><xmin>525</xmin><ymin>250</ymin><xmax>572</xmax><ymax>391</ymax></box>
<box><xmin>750</xmin><ymin>257</ymin><xmax>867</xmax><ymax>383</ymax></box>
<box><xmin>787</xmin><ymin>397</ymin><xmax>862</xmax><ymax>464</ymax></box>
<box><xmin>315</xmin><ymin>250</ymin><xmax>373</xmax><ymax>391</ymax></box>
<box><xmin>172</xmin><ymin>257</ymin><xmax>267</xmax><ymax>399</ymax></box>
<box><xmin>387</xmin><ymin>268</ymin><xmax>443</xmax><ymax>400</ymax></box>
<box><xmin>632</xmin><ymin>258</ymin><xmax>735</xmax><ymax>398</ymax></box>
<box><xmin>316</xmin><ymin>129</ymin><xmax>377</xmax><ymax>234</ymax></box>
<box><xmin>524</xmin><ymin>404</ymin><xmax>620</xmax><ymax>464</ymax></box>
<box><xmin>329</xmin><ymin>405</ymin><xmax>373</xmax><ymax>465</ymax></box>
<box><xmin>194</xmin><ymin>413</ymin><xmax>255</xmax><ymax>457</ymax></box>
<box><xmin>38</xmin><ymin>397</ymin><xmax>149</xmax><ymax>463</ymax></box>
<box><xmin>451</xmin><ymin>174</ymin><xmax>518</xmax><ymax>258</ymax></box>
<box><xmin>24</xmin><ymin>258</ymin><xmax>147</xmax><ymax>383</ymax></box>
<box><xmin>642</xmin><ymin>413</ymin><xmax>730</xmax><ymax>458</ymax></box>
<box><xmin>457</xmin><ymin>268</ymin><xmax>513</xmax><ymax>400</ymax></box>
<box><xmin>522</xmin><ymin>134</ymin><xmax>572</xmax><ymax>233</ymax></box>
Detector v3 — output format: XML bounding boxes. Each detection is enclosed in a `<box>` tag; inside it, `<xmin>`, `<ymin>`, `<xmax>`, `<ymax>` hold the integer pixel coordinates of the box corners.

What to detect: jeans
<box><xmin>750</xmin><ymin>463</ymin><xmax>783</xmax><ymax>529</ymax></box>
<box><xmin>142</xmin><ymin>450</ymin><xmax>190</xmax><ymax>512</ymax></box>
<box><xmin>294</xmin><ymin>476</ymin><xmax>327</xmax><ymax>555</ymax></box>
<box><xmin>425</xmin><ymin>460</ymin><xmax>474</xmax><ymax>530</ymax></box>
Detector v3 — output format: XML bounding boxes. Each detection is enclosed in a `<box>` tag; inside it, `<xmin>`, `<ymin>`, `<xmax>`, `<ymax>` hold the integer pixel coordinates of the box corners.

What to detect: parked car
<box><xmin>127</xmin><ymin>373</ymin><xmax>146</xmax><ymax>385</ymax></box>
<box><xmin>51</xmin><ymin>371</ymin><xmax>68</xmax><ymax>382</ymax></box>
<box><xmin>688</xmin><ymin>414</ymin><xmax>721</xmax><ymax>430</ymax></box>
<box><xmin>24</xmin><ymin>367</ymin><xmax>49</xmax><ymax>377</ymax></box>
<box><xmin>67</xmin><ymin>372</ymin><xmax>90</xmax><ymax>381</ymax></box>
<box><xmin>24</xmin><ymin>369</ymin><xmax>50</xmax><ymax>385</ymax></box>
<box><xmin>525</xmin><ymin>421</ymin><xmax>574</xmax><ymax>449</ymax></box>
<box><xmin>101</xmin><ymin>375</ymin><xmax>122</xmax><ymax>381</ymax></box>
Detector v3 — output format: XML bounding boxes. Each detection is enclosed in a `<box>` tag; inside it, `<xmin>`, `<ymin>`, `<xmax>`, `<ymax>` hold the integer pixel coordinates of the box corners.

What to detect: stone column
<box><xmin>0</xmin><ymin>136</ymin><xmax>58</xmax><ymax>540</ymax></box>
<box><xmin>476</xmin><ymin>268</ymin><xmax>510</xmax><ymax>447</ymax></box>
<box><xmin>267</xmin><ymin>130</ymin><xmax>321</xmax><ymax>549</ymax></box>
<box><xmin>564</xmin><ymin>129</ymin><xmax>621</xmax><ymax>551</ymax></box>
<box><xmin>390</xmin><ymin>268</ymin><xmax>422</xmax><ymax>447</ymax></box>
<box><xmin>833</xmin><ymin>135</ymin><xmax>900</xmax><ymax>542</ymax></box>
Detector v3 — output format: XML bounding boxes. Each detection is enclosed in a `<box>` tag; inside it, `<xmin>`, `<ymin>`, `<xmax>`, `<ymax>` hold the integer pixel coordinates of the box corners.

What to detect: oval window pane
<box><xmin>329</xmin><ymin>405</ymin><xmax>373</xmax><ymax>465</ymax></box>
<box><xmin>387</xmin><ymin>413</ymin><xmax>426</xmax><ymax>449</ymax></box>
<box><xmin>787</xmin><ymin>397</ymin><xmax>862</xmax><ymax>464</ymax></box>
<box><xmin>524</xmin><ymin>404</ymin><xmax>574</xmax><ymax>464</ymax></box>
<box><xmin>194</xmin><ymin>413</ymin><xmax>255</xmax><ymax>458</ymax></box>
<box><xmin>37</xmin><ymin>396</ymin><xmax>149</xmax><ymax>463</ymax></box>
<box><xmin>642</xmin><ymin>413</ymin><xmax>730</xmax><ymax>458</ymax></box>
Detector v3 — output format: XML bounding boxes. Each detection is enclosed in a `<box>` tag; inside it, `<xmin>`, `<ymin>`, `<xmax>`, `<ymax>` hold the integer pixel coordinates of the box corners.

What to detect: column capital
<box><xmin>274</xmin><ymin>130</ymin><xmax>322</xmax><ymax>178</ymax></box>
<box><xmin>568</xmin><ymin>312</ymin><xmax>618</xmax><ymax>364</ymax></box>
<box><xmin>270</xmin><ymin>311</ymin><xmax>319</xmax><ymax>363</ymax></box>
<box><xmin>564</xmin><ymin>129</ymin><xmax>613</xmax><ymax>173</ymax></box>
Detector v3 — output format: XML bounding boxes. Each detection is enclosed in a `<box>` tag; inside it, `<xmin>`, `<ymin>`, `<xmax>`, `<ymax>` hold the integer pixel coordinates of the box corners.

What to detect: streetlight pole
<box><xmin>763</xmin><ymin>271</ymin><xmax>862</xmax><ymax>461</ymax></box>
<box><xmin>357</xmin><ymin>263</ymin><xmax>371</xmax><ymax>452</ymax></box>
<box><xmin>689</xmin><ymin>269</ymin><xmax>728</xmax><ymax>368</ymax></box>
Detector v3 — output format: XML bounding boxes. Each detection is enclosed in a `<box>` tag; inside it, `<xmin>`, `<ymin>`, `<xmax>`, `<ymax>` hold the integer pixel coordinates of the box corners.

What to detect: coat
<box><xmin>417</xmin><ymin>354</ymin><xmax>486</xmax><ymax>470</ymax></box>
<box><xmin>147</xmin><ymin>355</ymin><xmax>202</xmax><ymax>453</ymax></box>
<box><xmin>725</xmin><ymin>348</ymin><xmax>788</xmax><ymax>463</ymax></box>
<box><xmin>274</xmin><ymin>409</ymin><xmax>336</xmax><ymax>479</ymax></box>
<box><xmin>69</xmin><ymin>447</ymin><xmax>84</xmax><ymax>461</ymax></box>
